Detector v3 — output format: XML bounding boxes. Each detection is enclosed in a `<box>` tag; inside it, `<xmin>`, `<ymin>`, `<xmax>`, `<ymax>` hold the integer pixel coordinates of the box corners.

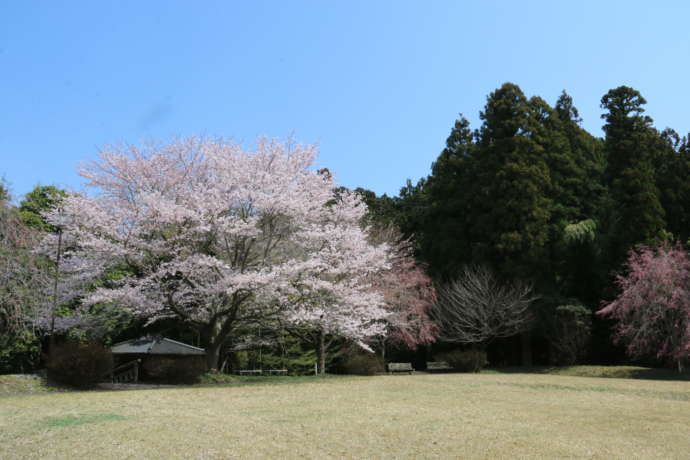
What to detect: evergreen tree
<box><xmin>552</xmin><ymin>91</ymin><xmax>607</xmax><ymax>302</ymax></box>
<box><xmin>601</xmin><ymin>86</ymin><xmax>666</xmax><ymax>263</ymax></box>
<box><xmin>422</xmin><ymin>116</ymin><xmax>476</xmax><ymax>278</ymax></box>
<box><xmin>18</xmin><ymin>185</ymin><xmax>67</xmax><ymax>232</ymax></box>
<box><xmin>469</xmin><ymin>83</ymin><xmax>552</xmax><ymax>281</ymax></box>
<box><xmin>654</xmin><ymin>129</ymin><xmax>690</xmax><ymax>243</ymax></box>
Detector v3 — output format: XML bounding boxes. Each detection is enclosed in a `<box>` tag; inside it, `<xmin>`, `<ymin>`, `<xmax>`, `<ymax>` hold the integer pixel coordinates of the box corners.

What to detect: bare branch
<box><xmin>431</xmin><ymin>266</ymin><xmax>536</xmax><ymax>346</ymax></box>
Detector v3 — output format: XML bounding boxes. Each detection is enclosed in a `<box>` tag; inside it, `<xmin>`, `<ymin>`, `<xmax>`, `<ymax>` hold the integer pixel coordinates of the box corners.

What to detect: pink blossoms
<box><xmin>598</xmin><ymin>245</ymin><xmax>690</xmax><ymax>372</ymax></box>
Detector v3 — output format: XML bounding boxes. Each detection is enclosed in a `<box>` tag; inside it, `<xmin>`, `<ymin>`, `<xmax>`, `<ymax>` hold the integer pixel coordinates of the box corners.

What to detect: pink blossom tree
<box><xmin>597</xmin><ymin>245</ymin><xmax>690</xmax><ymax>373</ymax></box>
<box><xmin>368</xmin><ymin>225</ymin><xmax>437</xmax><ymax>358</ymax></box>
<box><xmin>45</xmin><ymin>137</ymin><xmax>390</xmax><ymax>369</ymax></box>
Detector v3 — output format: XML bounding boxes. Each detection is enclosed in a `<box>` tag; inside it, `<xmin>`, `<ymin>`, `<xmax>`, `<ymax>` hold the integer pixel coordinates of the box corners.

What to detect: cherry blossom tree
<box><xmin>45</xmin><ymin>137</ymin><xmax>390</xmax><ymax>369</ymax></box>
<box><xmin>368</xmin><ymin>225</ymin><xmax>437</xmax><ymax>359</ymax></box>
<box><xmin>597</xmin><ymin>245</ymin><xmax>690</xmax><ymax>373</ymax></box>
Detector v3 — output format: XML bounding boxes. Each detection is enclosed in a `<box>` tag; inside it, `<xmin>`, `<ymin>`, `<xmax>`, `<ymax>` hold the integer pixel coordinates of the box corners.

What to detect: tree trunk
<box><xmin>521</xmin><ymin>331</ymin><xmax>532</xmax><ymax>367</ymax></box>
<box><xmin>316</xmin><ymin>328</ymin><xmax>326</xmax><ymax>374</ymax></box>
<box><xmin>206</xmin><ymin>341</ymin><xmax>222</xmax><ymax>371</ymax></box>
<box><xmin>678</xmin><ymin>358</ymin><xmax>685</xmax><ymax>374</ymax></box>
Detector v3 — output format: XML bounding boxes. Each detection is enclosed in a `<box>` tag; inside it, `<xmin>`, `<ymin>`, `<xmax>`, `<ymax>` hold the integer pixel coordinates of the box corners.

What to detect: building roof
<box><xmin>111</xmin><ymin>336</ymin><xmax>206</xmax><ymax>355</ymax></box>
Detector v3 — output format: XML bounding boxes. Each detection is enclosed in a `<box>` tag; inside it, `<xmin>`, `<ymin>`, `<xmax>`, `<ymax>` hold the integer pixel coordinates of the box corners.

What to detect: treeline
<box><xmin>358</xmin><ymin>83</ymin><xmax>690</xmax><ymax>365</ymax></box>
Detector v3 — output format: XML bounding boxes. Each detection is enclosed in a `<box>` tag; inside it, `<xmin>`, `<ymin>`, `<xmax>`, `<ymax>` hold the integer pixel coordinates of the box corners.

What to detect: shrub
<box><xmin>547</xmin><ymin>304</ymin><xmax>592</xmax><ymax>366</ymax></box>
<box><xmin>341</xmin><ymin>353</ymin><xmax>385</xmax><ymax>375</ymax></box>
<box><xmin>141</xmin><ymin>356</ymin><xmax>206</xmax><ymax>384</ymax></box>
<box><xmin>199</xmin><ymin>370</ymin><xmax>238</xmax><ymax>385</ymax></box>
<box><xmin>46</xmin><ymin>342</ymin><xmax>113</xmax><ymax>388</ymax></box>
<box><xmin>435</xmin><ymin>349</ymin><xmax>487</xmax><ymax>373</ymax></box>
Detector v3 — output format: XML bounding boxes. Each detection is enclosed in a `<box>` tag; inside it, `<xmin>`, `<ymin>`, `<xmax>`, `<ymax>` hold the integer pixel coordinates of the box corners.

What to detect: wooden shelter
<box><xmin>110</xmin><ymin>336</ymin><xmax>206</xmax><ymax>383</ymax></box>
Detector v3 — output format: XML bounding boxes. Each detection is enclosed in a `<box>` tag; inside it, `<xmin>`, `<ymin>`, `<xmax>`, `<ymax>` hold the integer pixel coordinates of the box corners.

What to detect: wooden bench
<box><xmin>237</xmin><ymin>369</ymin><xmax>288</xmax><ymax>376</ymax></box>
<box><xmin>426</xmin><ymin>361</ymin><xmax>452</xmax><ymax>372</ymax></box>
<box><xmin>266</xmin><ymin>369</ymin><xmax>288</xmax><ymax>376</ymax></box>
<box><xmin>387</xmin><ymin>362</ymin><xmax>414</xmax><ymax>374</ymax></box>
<box><xmin>238</xmin><ymin>369</ymin><xmax>262</xmax><ymax>376</ymax></box>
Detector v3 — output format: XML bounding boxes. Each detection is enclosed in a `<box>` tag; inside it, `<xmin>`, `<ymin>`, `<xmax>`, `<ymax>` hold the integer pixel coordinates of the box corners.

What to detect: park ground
<box><xmin>1</xmin><ymin>369</ymin><xmax>689</xmax><ymax>459</ymax></box>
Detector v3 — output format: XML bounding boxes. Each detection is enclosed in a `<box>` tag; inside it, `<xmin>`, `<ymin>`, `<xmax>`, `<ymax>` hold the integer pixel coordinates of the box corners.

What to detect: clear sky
<box><xmin>2</xmin><ymin>1</ymin><xmax>690</xmax><ymax>201</ymax></box>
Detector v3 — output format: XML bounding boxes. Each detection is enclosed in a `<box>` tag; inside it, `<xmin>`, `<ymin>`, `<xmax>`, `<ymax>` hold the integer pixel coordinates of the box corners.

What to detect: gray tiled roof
<box><xmin>111</xmin><ymin>336</ymin><xmax>206</xmax><ymax>355</ymax></box>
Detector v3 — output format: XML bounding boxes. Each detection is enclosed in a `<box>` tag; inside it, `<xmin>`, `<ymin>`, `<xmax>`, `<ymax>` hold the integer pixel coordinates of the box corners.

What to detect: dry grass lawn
<box><xmin>1</xmin><ymin>372</ymin><xmax>689</xmax><ymax>459</ymax></box>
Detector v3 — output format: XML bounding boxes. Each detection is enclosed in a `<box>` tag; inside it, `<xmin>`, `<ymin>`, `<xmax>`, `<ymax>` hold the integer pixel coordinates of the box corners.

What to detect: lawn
<box><xmin>1</xmin><ymin>372</ymin><xmax>689</xmax><ymax>459</ymax></box>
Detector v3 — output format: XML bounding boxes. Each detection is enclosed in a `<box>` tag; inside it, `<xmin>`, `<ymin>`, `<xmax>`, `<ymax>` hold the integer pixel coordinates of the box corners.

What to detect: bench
<box><xmin>266</xmin><ymin>369</ymin><xmax>288</xmax><ymax>376</ymax></box>
<box><xmin>237</xmin><ymin>369</ymin><xmax>288</xmax><ymax>376</ymax></box>
<box><xmin>238</xmin><ymin>369</ymin><xmax>263</xmax><ymax>376</ymax></box>
<box><xmin>387</xmin><ymin>362</ymin><xmax>414</xmax><ymax>374</ymax></box>
<box><xmin>426</xmin><ymin>361</ymin><xmax>452</xmax><ymax>372</ymax></box>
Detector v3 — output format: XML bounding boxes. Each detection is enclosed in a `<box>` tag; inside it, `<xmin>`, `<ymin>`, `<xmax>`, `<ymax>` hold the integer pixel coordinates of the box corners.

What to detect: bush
<box><xmin>141</xmin><ymin>356</ymin><xmax>206</xmax><ymax>384</ymax></box>
<box><xmin>199</xmin><ymin>370</ymin><xmax>238</xmax><ymax>385</ymax></box>
<box><xmin>0</xmin><ymin>329</ymin><xmax>41</xmax><ymax>374</ymax></box>
<box><xmin>436</xmin><ymin>349</ymin><xmax>487</xmax><ymax>373</ymax></box>
<box><xmin>46</xmin><ymin>342</ymin><xmax>113</xmax><ymax>388</ymax></box>
<box><xmin>547</xmin><ymin>304</ymin><xmax>592</xmax><ymax>366</ymax></box>
<box><xmin>341</xmin><ymin>353</ymin><xmax>385</xmax><ymax>375</ymax></box>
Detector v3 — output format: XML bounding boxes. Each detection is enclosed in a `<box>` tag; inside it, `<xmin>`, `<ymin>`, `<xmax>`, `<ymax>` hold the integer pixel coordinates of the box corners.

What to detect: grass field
<box><xmin>1</xmin><ymin>372</ymin><xmax>689</xmax><ymax>459</ymax></box>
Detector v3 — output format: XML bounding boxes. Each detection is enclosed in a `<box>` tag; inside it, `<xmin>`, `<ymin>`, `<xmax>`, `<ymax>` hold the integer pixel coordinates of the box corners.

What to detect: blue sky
<box><xmin>2</xmin><ymin>1</ymin><xmax>689</xmax><ymax>200</ymax></box>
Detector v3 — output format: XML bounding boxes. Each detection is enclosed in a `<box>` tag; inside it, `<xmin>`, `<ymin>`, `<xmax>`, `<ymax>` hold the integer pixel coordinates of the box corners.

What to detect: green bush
<box><xmin>436</xmin><ymin>349</ymin><xmax>487</xmax><ymax>373</ymax></box>
<box><xmin>0</xmin><ymin>329</ymin><xmax>41</xmax><ymax>374</ymax></box>
<box><xmin>46</xmin><ymin>342</ymin><xmax>113</xmax><ymax>388</ymax></box>
<box><xmin>199</xmin><ymin>370</ymin><xmax>238</xmax><ymax>384</ymax></box>
<box><xmin>341</xmin><ymin>353</ymin><xmax>385</xmax><ymax>375</ymax></box>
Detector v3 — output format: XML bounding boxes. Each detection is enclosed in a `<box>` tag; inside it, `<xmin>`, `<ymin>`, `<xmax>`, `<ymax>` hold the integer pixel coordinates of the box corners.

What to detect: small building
<box><xmin>111</xmin><ymin>336</ymin><xmax>206</xmax><ymax>383</ymax></box>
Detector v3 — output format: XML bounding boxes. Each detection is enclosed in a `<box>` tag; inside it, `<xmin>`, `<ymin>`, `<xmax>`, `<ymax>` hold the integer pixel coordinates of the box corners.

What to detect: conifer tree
<box><xmin>601</xmin><ymin>86</ymin><xmax>666</xmax><ymax>263</ymax></box>
<box><xmin>469</xmin><ymin>83</ymin><xmax>552</xmax><ymax>281</ymax></box>
<box><xmin>422</xmin><ymin>116</ymin><xmax>476</xmax><ymax>278</ymax></box>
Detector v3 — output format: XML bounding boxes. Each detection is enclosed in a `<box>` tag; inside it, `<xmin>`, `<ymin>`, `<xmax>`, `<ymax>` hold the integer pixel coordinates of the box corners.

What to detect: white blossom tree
<box><xmin>45</xmin><ymin>137</ymin><xmax>390</xmax><ymax>369</ymax></box>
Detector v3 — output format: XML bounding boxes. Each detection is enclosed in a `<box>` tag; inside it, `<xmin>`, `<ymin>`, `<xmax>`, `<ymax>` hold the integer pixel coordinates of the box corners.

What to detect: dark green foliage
<box><xmin>355</xmin><ymin>188</ymin><xmax>399</xmax><ymax>227</ymax></box>
<box><xmin>655</xmin><ymin>130</ymin><xmax>690</xmax><ymax>243</ymax></box>
<box><xmin>381</xmin><ymin>82</ymin><xmax>682</xmax><ymax>365</ymax></box>
<box><xmin>18</xmin><ymin>185</ymin><xmax>67</xmax><ymax>232</ymax></box>
<box><xmin>421</xmin><ymin>116</ymin><xmax>476</xmax><ymax>277</ymax></box>
<box><xmin>0</xmin><ymin>186</ymin><xmax>50</xmax><ymax>374</ymax></box>
<box><xmin>468</xmin><ymin>84</ymin><xmax>552</xmax><ymax>280</ymax></box>
<box><xmin>46</xmin><ymin>342</ymin><xmax>113</xmax><ymax>388</ymax></box>
<box><xmin>341</xmin><ymin>353</ymin><xmax>385</xmax><ymax>375</ymax></box>
<box><xmin>601</xmin><ymin>87</ymin><xmax>666</xmax><ymax>263</ymax></box>
<box><xmin>0</xmin><ymin>329</ymin><xmax>41</xmax><ymax>374</ymax></box>
<box><xmin>435</xmin><ymin>349</ymin><xmax>488</xmax><ymax>373</ymax></box>
<box><xmin>545</xmin><ymin>304</ymin><xmax>592</xmax><ymax>365</ymax></box>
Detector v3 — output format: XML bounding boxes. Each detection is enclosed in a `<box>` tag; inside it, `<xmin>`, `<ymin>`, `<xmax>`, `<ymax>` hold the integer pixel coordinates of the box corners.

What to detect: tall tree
<box><xmin>421</xmin><ymin>116</ymin><xmax>476</xmax><ymax>278</ymax></box>
<box><xmin>468</xmin><ymin>83</ymin><xmax>552</xmax><ymax>281</ymax></box>
<box><xmin>44</xmin><ymin>137</ymin><xmax>391</xmax><ymax>370</ymax></box>
<box><xmin>601</xmin><ymin>86</ymin><xmax>666</xmax><ymax>263</ymax></box>
<box><xmin>655</xmin><ymin>130</ymin><xmax>690</xmax><ymax>243</ymax></box>
<box><xmin>551</xmin><ymin>91</ymin><xmax>607</xmax><ymax>302</ymax></box>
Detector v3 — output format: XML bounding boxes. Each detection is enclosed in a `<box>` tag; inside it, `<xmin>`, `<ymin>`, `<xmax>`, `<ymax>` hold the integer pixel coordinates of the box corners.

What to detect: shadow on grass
<box><xmin>40</xmin><ymin>413</ymin><xmax>127</xmax><ymax>428</ymax></box>
<box><xmin>197</xmin><ymin>373</ymin><xmax>363</xmax><ymax>389</ymax></box>
<box><xmin>485</xmin><ymin>365</ymin><xmax>690</xmax><ymax>382</ymax></box>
